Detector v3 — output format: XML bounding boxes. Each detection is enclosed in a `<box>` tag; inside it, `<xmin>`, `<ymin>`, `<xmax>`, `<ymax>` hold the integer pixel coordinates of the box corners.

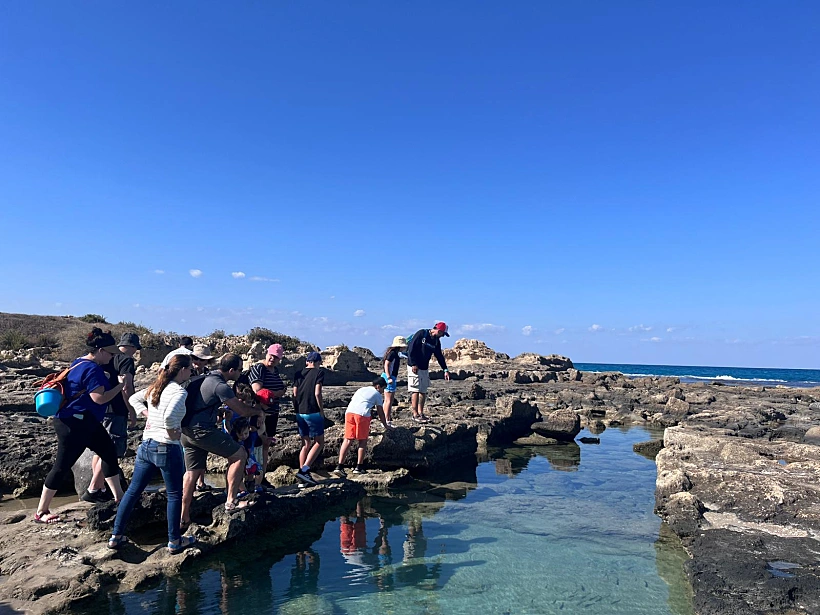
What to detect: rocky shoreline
<box><xmin>1</xmin><ymin>336</ymin><xmax>819</xmax><ymax>614</ymax></box>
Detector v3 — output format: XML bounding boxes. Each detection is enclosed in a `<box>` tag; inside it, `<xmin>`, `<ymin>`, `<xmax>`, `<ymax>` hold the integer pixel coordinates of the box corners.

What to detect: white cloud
<box><xmin>231</xmin><ymin>271</ymin><xmax>246</xmax><ymax>279</ymax></box>
<box><xmin>666</xmin><ymin>327</ymin><xmax>676</xmax><ymax>333</ymax></box>
<box><xmin>381</xmin><ymin>324</ymin><xmax>401</xmax><ymax>331</ymax></box>
<box><xmin>133</xmin><ymin>303</ymin><xmax>140</xmax><ymax>308</ymax></box>
<box><xmin>554</xmin><ymin>328</ymin><xmax>565</xmax><ymax>335</ymax></box>
<box><xmin>154</xmin><ymin>269</ymin><xmax>165</xmax><ymax>275</ymax></box>
<box><xmin>354</xmin><ymin>310</ymin><xmax>366</xmax><ymax>317</ymax></box>
<box><xmin>650</xmin><ymin>336</ymin><xmax>661</xmax><ymax>342</ymax></box>
<box><xmin>629</xmin><ymin>324</ymin><xmax>653</xmax><ymax>332</ymax></box>
<box><xmin>329</xmin><ymin>296</ymin><xmax>335</xmax><ymax>300</ymax></box>
<box><xmin>589</xmin><ymin>324</ymin><xmax>603</xmax><ymax>332</ymax></box>
<box><xmin>521</xmin><ymin>325</ymin><xmax>534</xmax><ymax>336</ymax></box>
<box><xmin>458</xmin><ymin>323</ymin><xmax>506</xmax><ymax>334</ymax></box>
<box><xmin>249</xmin><ymin>276</ymin><xmax>279</xmax><ymax>283</ymax></box>
<box><xmin>189</xmin><ymin>269</ymin><xmax>203</xmax><ymax>278</ymax></box>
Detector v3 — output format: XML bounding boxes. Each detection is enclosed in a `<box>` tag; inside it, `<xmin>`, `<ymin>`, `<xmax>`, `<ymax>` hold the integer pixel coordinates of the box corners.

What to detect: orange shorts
<box><xmin>344</xmin><ymin>413</ymin><xmax>371</xmax><ymax>440</ymax></box>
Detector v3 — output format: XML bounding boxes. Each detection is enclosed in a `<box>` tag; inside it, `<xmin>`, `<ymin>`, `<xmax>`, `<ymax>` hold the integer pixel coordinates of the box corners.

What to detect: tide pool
<box><xmin>89</xmin><ymin>426</ymin><xmax>692</xmax><ymax>615</ymax></box>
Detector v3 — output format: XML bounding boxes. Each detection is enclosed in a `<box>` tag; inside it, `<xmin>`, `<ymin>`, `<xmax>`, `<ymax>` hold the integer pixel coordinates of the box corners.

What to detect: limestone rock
<box><xmin>514</xmin><ymin>434</ymin><xmax>559</xmax><ymax>446</ymax></box>
<box><xmin>633</xmin><ymin>439</ymin><xmax>664</xmax><ymax>460</ymax></box>
<box><xmin>513</xmin><ymin>353</ymin><xmax>574</xmax><ymax>371</ymax></box>
<box><xmin>531</xmin><ymin>409</ymin><xmax>580</xmax><ymax>441</ymax></box>
<box><xmin>443</xmin><ymin>339</ymin><xmax>509</xmax><ymax>367</ymax></box>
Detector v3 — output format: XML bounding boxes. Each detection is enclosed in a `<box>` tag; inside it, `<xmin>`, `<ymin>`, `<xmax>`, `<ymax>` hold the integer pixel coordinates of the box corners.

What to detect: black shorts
<box><xmin>180</xmin><ymin>426</ymin><xmax>243</xmax><ymax>471</ymax></box>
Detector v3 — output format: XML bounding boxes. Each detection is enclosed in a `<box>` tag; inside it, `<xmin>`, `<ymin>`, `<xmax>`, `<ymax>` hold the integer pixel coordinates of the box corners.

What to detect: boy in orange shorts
<box><xmin>333</xmin><ymin>377</ymin><xmax>393</xmax><ymax>476</ymax></box>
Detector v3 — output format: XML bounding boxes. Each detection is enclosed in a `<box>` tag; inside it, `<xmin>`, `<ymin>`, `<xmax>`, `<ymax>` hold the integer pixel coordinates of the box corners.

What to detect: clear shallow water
<box><xmin>90</xmin><ymin>427</ymin><xmax>693</xmax><ymax>615</ymax></box>
<box><xmin>576</xmin><ymin>362</ymin><xmax>820</xmax><ymax>387</ymax></box>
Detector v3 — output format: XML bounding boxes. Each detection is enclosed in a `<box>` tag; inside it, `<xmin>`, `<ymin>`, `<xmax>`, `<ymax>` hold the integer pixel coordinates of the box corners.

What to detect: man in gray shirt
<box><xmin>180</xmin><ymin>354</ymin><xmax>263</xmax><ymax>524</ymax></box>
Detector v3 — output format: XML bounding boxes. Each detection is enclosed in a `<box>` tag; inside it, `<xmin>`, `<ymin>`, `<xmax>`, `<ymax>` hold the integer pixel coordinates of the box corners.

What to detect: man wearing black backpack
<box><xmin>180</xmin><ymin>353</ymin><xmax>264</xmax><ymax>525</ymax></box>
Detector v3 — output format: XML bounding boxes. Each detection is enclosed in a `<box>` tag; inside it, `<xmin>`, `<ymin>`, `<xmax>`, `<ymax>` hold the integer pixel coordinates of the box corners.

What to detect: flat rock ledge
<box><xmin>0</xmin><ymin>479</ymin><xmax>365</xmax><ymax>615</ymax></box>
<box><xmin>655</xmin><ymin>426</ymin><xmax>820</xmax><ymax>615</ymax></box>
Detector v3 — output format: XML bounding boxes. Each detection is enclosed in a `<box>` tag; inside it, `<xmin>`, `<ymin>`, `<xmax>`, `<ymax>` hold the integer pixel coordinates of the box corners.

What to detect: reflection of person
<box><xmin>289</xmin><ymin>550</ymin><xmax>321</xmax><ymax>597</ymax></box>
<box><xmin>372</xmin><ymin>517</ymin><xmax>394</xmax><ymax>591</ymax></box>
<box><xmin>406</xmin><ymin>322</ymin><xmax>451</xmax><ymax>423</ymax></box>
<box><xmin>402</xmin><ymin>517</ymin><xmax>428</xmax><ymax>562</ymax></box>
<box><xmin>340</xmin><ymin>501</ymin><xmax>368</xmax><ymax>564</ymax></box>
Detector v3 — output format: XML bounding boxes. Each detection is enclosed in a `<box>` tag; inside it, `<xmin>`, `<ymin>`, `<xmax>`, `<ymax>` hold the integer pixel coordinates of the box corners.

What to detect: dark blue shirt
<box><xmin>57</xmin><ymin>358</ymin><xmax>112</xmax><ymax>422</ymax></box>
<box><xmin>406</xmin><ymin>329</ymin><xmax>447</xmax><ymax>371</ymax></box>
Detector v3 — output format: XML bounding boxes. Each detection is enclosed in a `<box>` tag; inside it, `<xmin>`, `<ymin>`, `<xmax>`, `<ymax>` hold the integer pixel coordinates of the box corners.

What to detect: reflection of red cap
<box><xmin>255</xmin><ymin>388</ymin><xmax>275</xmax><ymax>405</ymax></box>
<box><xmin>433</xmin><ymin>322</ymin><xmax>450</xmax><ymax>336</ymax></box>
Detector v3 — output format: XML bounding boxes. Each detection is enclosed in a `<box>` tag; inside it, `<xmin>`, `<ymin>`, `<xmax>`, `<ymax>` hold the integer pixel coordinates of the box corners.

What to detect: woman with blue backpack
<box><xmin>108</xmin><ymin>353</ymin><xmax>196</xmax><ymax>554</ymax></box>
<box><xmin>33</xmin><ymin>328</ymin><xmax>127</xmax><ymax>524</ymax></box>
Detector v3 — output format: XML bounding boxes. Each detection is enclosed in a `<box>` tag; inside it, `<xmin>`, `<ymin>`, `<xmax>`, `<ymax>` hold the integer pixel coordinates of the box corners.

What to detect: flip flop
<box><xmin>108</xmin><ymin>534</ymin><xmax>128</xmax><ymax>549</ymax></box>
<box><xmin>33</xmin><ymin>510</ymin><xmax>62</xmax><ymax>524</ymax></box>
<box><xmin>225</xmin><ymin>499</ymin><xmax>256</xmax><ymax>514</ymax></box>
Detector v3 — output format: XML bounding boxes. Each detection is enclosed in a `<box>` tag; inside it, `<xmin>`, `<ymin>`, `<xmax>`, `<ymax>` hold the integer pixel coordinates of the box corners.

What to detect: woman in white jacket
<box><xmin>108</xmin><ymin>354</ymin><xmax>195</xmax><ymax>554</ymax></box>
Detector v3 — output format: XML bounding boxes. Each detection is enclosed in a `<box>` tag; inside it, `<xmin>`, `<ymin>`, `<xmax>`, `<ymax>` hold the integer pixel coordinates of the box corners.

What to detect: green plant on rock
<box><xmin>247</xmin><ymin>327</ymin><xmax>305</xmax><ymax>352</ymax></box>
<box><xmin>117</xmin><ymin>321</ymin><xmax>154</xmax><ymax>336</ymax></box>
<box><xmin>34</xmin><ymin>334</ymin><xmax>59</xmax><ymax>348</ymax></box>
<box><xmin>79</xmin><ymin>313</ymin><xmax>108</xmax><ymax>324</ymax></box>
<box><xmin>1</xmin><ymin>329</ymin><xmax>30</xmax><ymax>351</ymax></box>
<box><xmin>210</xmin><ymin>329</ymin><xmax>226</xmax><ymax>339</ymax></box>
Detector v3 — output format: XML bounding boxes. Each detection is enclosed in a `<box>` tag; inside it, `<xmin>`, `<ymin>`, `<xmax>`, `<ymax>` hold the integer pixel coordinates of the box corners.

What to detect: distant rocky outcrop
<box><xmin>443</xmin><ymin>338</ymin><xmax>510</xmax><ymax>367</ymax></box>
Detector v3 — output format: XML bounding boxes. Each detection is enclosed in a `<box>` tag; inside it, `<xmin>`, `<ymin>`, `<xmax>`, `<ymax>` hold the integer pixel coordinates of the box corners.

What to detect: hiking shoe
<box><xmin>332</xmin><ymin>466</ymin><xmax>347</xmax><ymax>478</ymax></box>
<box><xmin>352</xmin><ymin>466</ymin><xmax>365</xmax><ymax>474</ymax></box>
<box><xmin>295</xmin><ymin>469</ymin><xmax>318</xmax><ymax>485</ymax></box>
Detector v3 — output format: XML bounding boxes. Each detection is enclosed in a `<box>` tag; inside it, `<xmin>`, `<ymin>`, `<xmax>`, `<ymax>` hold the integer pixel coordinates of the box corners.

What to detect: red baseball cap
<box><xmin>433</xmin><ymin>322</ymin><xmax>450</xmax><ymax>336</ymax></box>
<box><xmin>255</xmin><ymin>388</ymin><xmax>276</xmax><ymax>405</ymax></box>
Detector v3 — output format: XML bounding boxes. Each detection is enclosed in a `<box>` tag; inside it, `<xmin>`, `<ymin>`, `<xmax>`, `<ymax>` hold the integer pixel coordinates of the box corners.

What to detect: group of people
<box><xmin>32</xmin><ymin>321</ymin><xmax>453</xmax><ymax>556</ymax></box>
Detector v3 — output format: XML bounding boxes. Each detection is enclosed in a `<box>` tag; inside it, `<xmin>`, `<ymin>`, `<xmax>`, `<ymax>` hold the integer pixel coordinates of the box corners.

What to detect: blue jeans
<box><xmin>112</xmin><ymin>439</ymin><xmax>184</xmax><ymax>543</ymax></box>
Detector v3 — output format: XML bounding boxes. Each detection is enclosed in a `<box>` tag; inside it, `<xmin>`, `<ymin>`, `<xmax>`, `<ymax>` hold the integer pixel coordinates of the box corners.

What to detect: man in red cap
<box><xmin>405</xmin><ymin>322</ymin><xmax>451</xmax><ymax>423</ymax></box>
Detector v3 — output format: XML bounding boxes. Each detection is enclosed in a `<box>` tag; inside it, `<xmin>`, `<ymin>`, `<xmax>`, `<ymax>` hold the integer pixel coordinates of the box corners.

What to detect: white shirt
<box><xmin>129</xmin><ymin>381</ymin><xmax>187</xmax><ymax>445</ymax></box>
<box><xmin>160</xmin><ymin>347</ymin><xmax>193</xmax><ymax>368</ymax></box>
<box><xmin>346</xmin><ymin>386</ymin><xmax>384</xmax><ymax>417</ymax></box>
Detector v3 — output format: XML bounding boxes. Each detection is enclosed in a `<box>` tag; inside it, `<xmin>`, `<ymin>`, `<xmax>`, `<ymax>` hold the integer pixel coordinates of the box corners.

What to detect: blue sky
<box><xmin>1</xmin><ymin>2</ymin><xmax>818</xmax><ymax>368</ymax></box>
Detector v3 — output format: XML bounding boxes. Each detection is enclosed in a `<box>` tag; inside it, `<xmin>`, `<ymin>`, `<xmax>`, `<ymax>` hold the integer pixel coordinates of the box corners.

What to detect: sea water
<box><xmin>576</xmin><ymin>362</ymin><xmax>820</xmax><ymax>387</ymax></box>
<box><xmin>92</xmin><ymin>426</ymin><xmax>692</xmax><ymax>615</ymax></box>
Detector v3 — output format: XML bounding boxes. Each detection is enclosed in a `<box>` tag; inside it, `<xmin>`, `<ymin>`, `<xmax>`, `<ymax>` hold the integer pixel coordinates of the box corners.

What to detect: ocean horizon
<box><xmin>575</xmin><ymin>362</ymin><xmax>820</xmax><ymax>388</ymax></box>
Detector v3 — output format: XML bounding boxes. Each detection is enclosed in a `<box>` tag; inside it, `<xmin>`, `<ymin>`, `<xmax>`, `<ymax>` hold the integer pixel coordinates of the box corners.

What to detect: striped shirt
<box><xmin>129</xmin><ymin>382</ymin><xmax>187</xmax><ymax>446</ymax></box>
<box><xmin>248</xmin><ymin>362</ymin><xmax>285</xmax><ymax>413</ymax></box>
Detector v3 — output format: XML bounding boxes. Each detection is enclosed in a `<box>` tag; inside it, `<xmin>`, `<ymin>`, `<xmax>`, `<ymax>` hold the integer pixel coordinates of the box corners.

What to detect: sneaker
<box><xmin>295</xmin><ymin>469</ymin><xmax>318</xmax><ymax>485</ymax></box>
<box><xmin>352</xmin><ymin>466</ymin><xmax>365</xmax><ymax>474</ymax></box>
<box><xmin>332</xmin><ymin>466</ymin><xmax>347</xmax><ymax>478</ymax></box>
<box><xmin>81</xmin><ymin>490</ymin><xmax>110</xmax><ymax>503</ymax></box>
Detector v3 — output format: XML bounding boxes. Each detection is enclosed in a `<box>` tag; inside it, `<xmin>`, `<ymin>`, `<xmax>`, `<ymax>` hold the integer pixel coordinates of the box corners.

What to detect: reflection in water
<box><xmin>84</xmin><ymin>427</ymin><xmax>692</xmax><ymax>615</ymax></box>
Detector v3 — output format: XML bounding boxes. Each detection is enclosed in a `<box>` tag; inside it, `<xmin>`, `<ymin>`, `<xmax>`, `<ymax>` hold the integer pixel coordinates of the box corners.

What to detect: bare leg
<box><xmin>88</xmin><ymin>455</ymin><xmax>105</xmax><ymax>491</ymax></box>
<box><xmin>299</xmin><ymin>437</ymin><xmax>311</xmax><ymax>468</ymax></box>
<box><xmin>36</xmin><ymin>485</ymin><xmax>57</xmax><ymax>516</ymax></box>
<box><xmin>104</xmin><ymin>474</ymin><xmax>124</xmax><ymax>501</ymax></box>
<box><xmin>226</xmin><ymin>449</ymin><xmax>247</xmax><ymax>503</ymax></box>
<box><xmin>356</xmin><ymin>440</ymin><xmax>367</xmax><ymax>465</ymax></box>
<box><xmin>337</xmin><ymin>438</ymin><xmax>353</xmax><ymax>466</ymax></box>
<box><xmin>384</xmin><ymin>391</ymin><xmax>394</xmax><ymax>423</ymax></box>
<box><xmin>303</xmin><ymin>436</ymin><xmax>324</xmax><ymax>469</ymax></box>
<box><xmin>181</xmin><ymin>470</ymin><xmax>204</xmax><ymax>524</ymax></box>
<box><xmin>418</xmin><ymin>393</ymin><xmax>428</xmax><ymax>418</ymax></box>
<box><xmin>411</xmin><ymin>392</ymin><xmax>420</xmax><ymax>418</ymax></box>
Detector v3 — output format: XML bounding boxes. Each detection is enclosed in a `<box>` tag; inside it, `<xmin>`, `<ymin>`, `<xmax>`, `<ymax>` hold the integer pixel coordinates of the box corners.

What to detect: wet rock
<box><xmin>578</xmin><ymin>437</ymin><xmax>600</xmax><ymax>444</ymax></box>
<box><xmin>513</xmin><ymin>434</ymin><xmax>558</xmax><ymax>446</ymax></box>
<box><xmin>587</xmin><ymin>420</ymin><xmax>606</xmax><ymax>435</ymax></box>
<box><xmin>803</xmin><ymin>426</ymin><xmax>820</xmax><ymax>445</ymax></box>
<box><xmin>530</xmin><ymin>409</ymin><xmax>580</xmax><ymax>441</ymax></box>
<box><xmin>633</xmin><ymin>439</ymin><xmax>664</xmax><ymax>460</ymax></box>
<box><xmin>466</xmin><ymin>382</ymin><xmax>486</xmax><ymax>400</ymax></box>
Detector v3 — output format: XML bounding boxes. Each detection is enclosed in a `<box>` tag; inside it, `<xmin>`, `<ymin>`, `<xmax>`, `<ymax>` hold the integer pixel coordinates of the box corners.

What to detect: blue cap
<box><xmin>306</xmin><ymin>351</ymin><xmax>322</xmax><ymax>363</ymax></box>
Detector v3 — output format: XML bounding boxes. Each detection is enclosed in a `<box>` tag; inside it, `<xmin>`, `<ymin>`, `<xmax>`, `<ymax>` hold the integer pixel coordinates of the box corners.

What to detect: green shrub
<box><xmin>34</xmin><ymin>334</ymin><xmax>59</xmax><ymax>348</ymax></box>
<box><xmin>233</xmin><ymin>343</ymin><xmax>250</xmax><ymax>355</ymax></box>
<box><xmin>1</xmin><ymin>329</ymin><xmax>30</xmax><ymax>351</ymax></box>
<box><xmin>117</xmin><ymin>321</ymin><xmax>154</xmax><ymax>336</ymax></box>
<box><xmin>247</xmin><ymin>327</ymin><xmax>305</xmax><ymax>352</ymax></box>
<box><xmin>79</xmin><ymin>313</ymin><xmax>107</xmax><ymax>324</ymax></box>
<box><xmin>210</xmin><ymin>329</ymin><xmax>226</xmax><ymax>339</ymax></box>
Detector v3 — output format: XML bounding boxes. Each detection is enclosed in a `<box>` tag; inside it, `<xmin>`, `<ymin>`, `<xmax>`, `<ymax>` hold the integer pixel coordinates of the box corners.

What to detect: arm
<box><xmin>433</xmin><ymin>343</ymin><xmax>450</xmax><ymax>381</ymax></box>
<box><xmin>224</xmin><ymin>396</ymin><xmax>263</xmax><ymax>418</ymax></box>
<box><xmin>374</xmin><ymin>404</ymin><xmax>391</xmax><ymax>428</ymax></box>
<box><xmin>89</xmin><ymin>383</ymin><xmax>124</xmax><ymax>405</ymax></box>
<box><xmin>383</xmin><ymin>359</ymin><xmax>393</xmax><ymax>383</ymax></box>
<box><xmin>406</xmin><ymin>332</ymin><xmax>422</xmax><ymax>374</ymax></box>
<box><xmin>120</xmin><ymin>373</ymin><xmax>137</xmax><ymax>427</ymax></box>
<box><xmin>314</xmin><ymin>382</ymin><xmax>324</xmax><ymax>416</ymax></box>
<box><xmin>129</xmin><ymin>389</ymin><xmax>149</xmax><ymax>417</ymax></box>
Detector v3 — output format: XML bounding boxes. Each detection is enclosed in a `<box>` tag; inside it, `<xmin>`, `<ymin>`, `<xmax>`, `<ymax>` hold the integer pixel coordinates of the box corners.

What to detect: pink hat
<box><xmin>267</xmin><ymin>343</ymin><xmax>285</xmax><ymax>358</ymax></box>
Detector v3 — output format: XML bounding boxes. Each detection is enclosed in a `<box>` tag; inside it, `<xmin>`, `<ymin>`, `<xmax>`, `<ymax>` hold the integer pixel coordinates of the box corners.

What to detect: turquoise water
<box><xmin>94</xmin><ymin>427</ymin><xmax>692</xmax><ymax>615</ymax></box>
<box><xmin>576</xmin><ymin>362</ymin><xmax>820</xmax><ymax>387</ymax></box>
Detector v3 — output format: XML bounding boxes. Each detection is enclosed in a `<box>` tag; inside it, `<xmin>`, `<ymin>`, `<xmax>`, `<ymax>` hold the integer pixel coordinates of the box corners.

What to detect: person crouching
<box><xmin>333</xmin><ymin>377</ymin><xmax>393</xmax><ymax>477</ymax></box>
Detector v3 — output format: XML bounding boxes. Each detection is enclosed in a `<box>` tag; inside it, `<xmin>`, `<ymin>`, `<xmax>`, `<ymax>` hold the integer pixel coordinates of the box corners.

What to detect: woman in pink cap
<box><xmin>248</xmin><ymin>343</ymin><xmax>286</xmax><ymax>487</ymax></box>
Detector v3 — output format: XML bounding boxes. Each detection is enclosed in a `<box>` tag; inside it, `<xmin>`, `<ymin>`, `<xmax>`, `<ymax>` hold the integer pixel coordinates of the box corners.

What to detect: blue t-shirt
<box><xmin>57</xmin><ymin>358</ymin><xmax>112</xmax><ymax>422</ymax></box>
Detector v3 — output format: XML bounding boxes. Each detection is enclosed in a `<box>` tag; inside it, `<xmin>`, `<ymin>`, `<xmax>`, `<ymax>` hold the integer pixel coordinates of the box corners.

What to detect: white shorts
<box><xmin>407</xmin><ymin>367</ymin><xmax>430</xmax><ymax>394</ymax></box>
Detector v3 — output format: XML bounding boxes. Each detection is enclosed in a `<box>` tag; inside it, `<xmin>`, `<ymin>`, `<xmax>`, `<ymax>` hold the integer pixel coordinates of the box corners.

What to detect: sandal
<box><xmin>225</xmin><ymin>499</ymin><xmax>255</xmax><ymax>514</ymax></box>
<box><xmin>108</xmin><ymin>534</ymin><xmax>128</xmax><ymax>549</ymax></box>
<box><xmin>33</xmin><ymin>510</ymin><xmax>62</xmax><ymax>524</ymax></box>
<box><xmin>195</xmin><ymin>484</ymin><xmax>213</xmax><ymax>492</ymax></box>
<box><xmin>167</xmin><ymin>535</ymin><xmax>196</xmax><ymax>555</ymax></box>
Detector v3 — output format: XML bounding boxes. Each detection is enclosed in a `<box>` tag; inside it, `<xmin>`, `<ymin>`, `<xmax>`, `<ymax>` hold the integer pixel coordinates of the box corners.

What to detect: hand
<box><xmin>128</xmin><ymin>418</ymin><xmax>137</xmax><ymax>430</ymax></box>
<box><xmin>444</xmin><ymin>371</ymin><xmax>451</xmax><ymax>381</ymax></box>
<box><xmin>412</xmin><ymin>366</ymin><xmax>418</xmax><ymax>375</ymax></box>
<box><xmin>167</xmin><ymin>428</ymin><xmax>182</xmax><ymax>440</ymax></box>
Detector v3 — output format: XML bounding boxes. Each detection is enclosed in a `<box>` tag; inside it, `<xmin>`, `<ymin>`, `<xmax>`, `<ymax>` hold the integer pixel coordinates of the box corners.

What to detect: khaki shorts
<box><xmin>407</xmin><ymin>367</ymin><xmax>430</xmax><ymax>394</ymax></box>
<box><xmin>181</xmin><ymin>426</ymin><xmax>243</xmax><ymax>471</ymax></box>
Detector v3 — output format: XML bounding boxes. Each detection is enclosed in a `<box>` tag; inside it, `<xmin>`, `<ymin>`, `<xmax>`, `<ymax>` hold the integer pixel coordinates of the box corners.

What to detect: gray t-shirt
<box><xmin>187</xmin><ymin>371</ymin><xmax>235</xmax><ymax>428</ymax></box>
